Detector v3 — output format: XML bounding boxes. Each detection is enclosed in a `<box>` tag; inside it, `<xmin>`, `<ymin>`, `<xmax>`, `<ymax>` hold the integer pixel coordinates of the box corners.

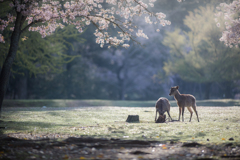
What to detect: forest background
<box><xmin>1</xmin><ymin>0</ymin><xmax>240</xmax><ymax>101</ymax></box>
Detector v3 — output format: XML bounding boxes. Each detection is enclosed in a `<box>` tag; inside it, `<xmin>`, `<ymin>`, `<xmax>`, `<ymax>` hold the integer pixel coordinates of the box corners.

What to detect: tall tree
<box><xmin>2</xmin><ymin>25</ymin><xmax>84</xmax><ymax>99</ymax></box>
<box><xmin>0</xmin><ymin>0</ymin><xmax>175</xmax><ymax>116</ymax></box>
<box><xmin>163</xmin><ymin>5</ymin><xmax>240</xmax><ymax>99</ymax></box>
<box><xmin>93</xmin><ymin>43</ymin><xmax>164</xmax><ymax>100</ymax></box>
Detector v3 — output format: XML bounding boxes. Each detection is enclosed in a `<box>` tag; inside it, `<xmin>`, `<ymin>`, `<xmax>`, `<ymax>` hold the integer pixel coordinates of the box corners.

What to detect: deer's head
<box><xmin>169</xmin><ymin>86</ymin><xmax>179</xmax><ymax>96</ymax></box>
<box><xmin>155</xmin><ymin>114</ymin><xmax>166</xmax><ymax>123</ymax></box>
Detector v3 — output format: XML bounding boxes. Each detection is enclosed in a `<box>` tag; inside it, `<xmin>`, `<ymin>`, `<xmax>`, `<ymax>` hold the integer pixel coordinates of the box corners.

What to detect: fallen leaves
<box><xmin>97</xmin><ymin>154</ymin><xmax>104</xmax><ymax>158</ymax></box>
<box><xmin>0</xmin><ymin>151</ymin><xmax>4</xmax><ymax>157</ymax></box>
<box><xmin>162</xmin><ymin>146</ymin><xmax>167</xmax><ymax>150</ymax></box>
<box><xmin>63</xmin><ymin>155</ymin><xmax>69</xmax><ymax>159</ymax></box>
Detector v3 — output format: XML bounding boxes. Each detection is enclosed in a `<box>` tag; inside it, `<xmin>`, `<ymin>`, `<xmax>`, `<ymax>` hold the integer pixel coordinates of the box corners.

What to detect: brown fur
<box><xmin>169</xmin><ymin>86</ymin><xmax>199</xmax><ymax>122</ymax></box>
<box><xmin>155</xmin><ymin>97</ymin><xmax>172</xmax><ymax>122</ymax></box>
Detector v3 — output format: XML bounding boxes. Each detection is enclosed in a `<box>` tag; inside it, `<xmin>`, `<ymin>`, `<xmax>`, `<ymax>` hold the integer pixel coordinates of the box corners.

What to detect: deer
<box><xmin>155</xmin><ymin>97</ymin><xmax>172</xmax><ymax>123</ymax></box>
<box><xmin>169</xmin><ymin>86</ymin><xmax>199</xmax><ymax>122</ymax></box>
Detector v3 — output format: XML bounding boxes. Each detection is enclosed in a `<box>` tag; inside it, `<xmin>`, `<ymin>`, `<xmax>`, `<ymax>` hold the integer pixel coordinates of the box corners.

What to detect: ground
<box><xmin>0</xmin><ymin>100</ymin><xmax>240</xmax><ymax>159</ymax></box>
<box><xmin>1</xmin><ymin>133</ymin><xmax>240</xmax><ymax>160</ymax></box>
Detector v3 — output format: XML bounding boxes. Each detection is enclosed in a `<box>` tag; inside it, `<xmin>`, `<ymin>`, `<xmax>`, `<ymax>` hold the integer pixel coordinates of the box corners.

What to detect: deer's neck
<box><xmin>174</xmin><ymin>90</ymin><xmax>181</xmax><ymax>101</ymax></box>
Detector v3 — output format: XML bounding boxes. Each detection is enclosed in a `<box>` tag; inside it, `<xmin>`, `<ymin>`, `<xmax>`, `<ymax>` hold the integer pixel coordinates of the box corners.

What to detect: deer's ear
<box><xmin>176</xmin><ymin>86</ymin><xmax>179</xmax><ymax>89</ymax></box>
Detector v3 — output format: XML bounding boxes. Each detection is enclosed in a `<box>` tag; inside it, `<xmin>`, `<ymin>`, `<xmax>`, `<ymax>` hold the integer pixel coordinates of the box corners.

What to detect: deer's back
<box><xmin>177</xmin><ymin>94</ymin><xmax>196</xmax><ymax>107</ymax></box>
<box><xmin>156</xmin><ymin>97</ymin><xmax>170</xmax><ymax>113</ymax></box>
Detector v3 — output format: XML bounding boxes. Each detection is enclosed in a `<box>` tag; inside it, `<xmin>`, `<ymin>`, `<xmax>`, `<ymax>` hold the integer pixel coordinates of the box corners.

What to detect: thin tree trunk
<box><xmin>116</xmin><ymin>66</ymin><xmax>125</xmax><ymax>100</ymax></box>
<box><xmin>204</xmin><ymin>82</ymin><xmax>212</xmax><ymax>99</ymax></box>
<box><xmin>16</xmin><ymin>75</ymin><xmax>28</xmax><ymax>99</ymax></box>
<box><xmin>0</xmin><ymin>12</ymin><xmax>23</xmax><ymax>117</ymax></box>
<box><xmin>198</xmin><ymin>83</ymin><xmax>203</xmax><ymax>99</ymax></box>
<box><xmin>222</xmin><ymin>81</ymin><xmax>233</xmax><ymax>98</ymax></box>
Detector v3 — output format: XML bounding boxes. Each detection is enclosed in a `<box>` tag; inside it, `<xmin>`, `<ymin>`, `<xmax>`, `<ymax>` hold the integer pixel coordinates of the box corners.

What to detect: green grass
<box><xmin>3</xmin><ymin>98</ymin><xmax>240</xmax><ymax>107</ymax></box>
<box><xmin>3</xmin><ymin>99</ymin><xmax>154</xmax><ymax>107</ymax></box>
<box><xmin>1</xmin><ymin>99</ymin><xmax>240</xmax><ymax>144</ymax></box>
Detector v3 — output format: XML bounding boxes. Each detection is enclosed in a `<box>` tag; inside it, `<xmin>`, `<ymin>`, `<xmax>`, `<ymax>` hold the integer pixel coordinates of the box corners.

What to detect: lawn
<box><xmin>1</xmin><ymin>99</ymin><xmax>240</xmax><ymax>144</ymax></box>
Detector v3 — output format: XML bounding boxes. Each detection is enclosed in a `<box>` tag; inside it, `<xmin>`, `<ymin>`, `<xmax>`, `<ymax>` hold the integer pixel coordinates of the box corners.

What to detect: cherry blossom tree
<box><xmin>0</xmin><ymin>0</ymin><xmax>176</xmax><ymax>116</ymax></box>
<box><xmin>215</xmin><ymin>0</ymin><xmax>240</xmax><ymax>47</ymax></box>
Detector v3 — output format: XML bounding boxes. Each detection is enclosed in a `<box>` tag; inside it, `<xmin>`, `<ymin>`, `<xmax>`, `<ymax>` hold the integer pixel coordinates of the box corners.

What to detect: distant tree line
<box><xmin>2</xmin><ymin>0</ymin><xmax>240</xmax><ymax>101</ymax></box>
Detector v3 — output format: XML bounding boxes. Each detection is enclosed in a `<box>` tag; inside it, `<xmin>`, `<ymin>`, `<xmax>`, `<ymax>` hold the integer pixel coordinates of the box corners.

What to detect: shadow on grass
<box><xmin>0</xmin><ymin>120</ymin><xmax>70</xmax><ymax>132</ymax></box>
<box><xmin>3</xmin><ymin>99</ymin><xmax>156</xmax><ymax>108</ymax></box>
<box><xmin>3</xmin><ymin>99</ymin><xmax>240</xmax><ymax>108</ymax></box>
<box><xmin>0</xmin><ymin>120</ymin><xmax>4</xmax><ymax>135</ymax></box>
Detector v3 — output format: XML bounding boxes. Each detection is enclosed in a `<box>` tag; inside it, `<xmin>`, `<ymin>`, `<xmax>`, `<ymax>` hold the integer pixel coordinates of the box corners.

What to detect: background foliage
<box><xmin>1</xmin><ymin>0</ymin><xmax>240</xmax><ymax>100</ymax></box>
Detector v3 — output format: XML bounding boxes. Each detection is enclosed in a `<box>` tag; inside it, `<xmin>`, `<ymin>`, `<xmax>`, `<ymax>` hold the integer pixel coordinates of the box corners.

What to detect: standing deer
<box><xmin>169</xmin><ymin>86</ymin><xmax>199</xmax><ymax>122</ymax></box>
<box><xmin>155</xmin><ymin>97</ymin><xmax>172</xmax><ymax>122</ymax></box>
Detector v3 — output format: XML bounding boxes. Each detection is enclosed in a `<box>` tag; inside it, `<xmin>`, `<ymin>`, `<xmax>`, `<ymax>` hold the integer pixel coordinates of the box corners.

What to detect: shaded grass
<box><xmin>3</xmin><ymin>99</ymin><xmax>240</xmax><ymax>108</ymax></box>
<box><xmin>1</xmin><ymin>105</ymin><xmax>240</xmax><ymax>144</ymax></box>
<box><xmin>2</xmin><ymin>99</ymin><xmax>154</xmax><ymax>108</ymax></box>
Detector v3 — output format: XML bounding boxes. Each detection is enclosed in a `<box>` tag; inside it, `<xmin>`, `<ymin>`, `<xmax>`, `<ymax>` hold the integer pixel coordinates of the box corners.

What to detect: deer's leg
<box><xmin>178</xmin><ymin>107</ymin><xmax>181</xmax><ymax>121</ymax></box>
<box><xmin>155</xmin><ymin>110</ymin><xmax>158</xmax><ymax>122</ymax></box>
<box><xmin>187</xmin><ymin>107</ymin><xmax>193</xmax><ymax>122</ymax></box>
<box><xmin>166</xmin><ymin>110</ymin><xmax>172</xmax><ymax>121</ymax></box>
<box><xmin>182</xmin><ymin>107</ymin><xmax>185</xmax><ymax>122</ymax></box>
<box><xmin>192</xmin><ymin>104</ymin><xmax>200</xmax><ymax>122</ymax></box>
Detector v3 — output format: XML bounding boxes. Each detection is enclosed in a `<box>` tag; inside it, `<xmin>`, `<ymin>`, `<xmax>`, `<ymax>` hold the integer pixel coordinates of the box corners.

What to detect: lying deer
<box><xmin>169</xmin><ymin>86</ymin><xmax>199</xmax><ymax>122</ymax></box>
<box><xmin>155</xmin><ymin>97</ymin><xmax>172</xmax><ymax>122</ymax></box>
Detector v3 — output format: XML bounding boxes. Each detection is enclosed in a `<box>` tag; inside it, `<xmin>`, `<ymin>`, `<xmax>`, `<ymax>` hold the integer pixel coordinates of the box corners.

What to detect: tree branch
<box><xmin>21</xmin><ymin>20</ymin><xmax>40</xmax><ymax>34</ymax></box>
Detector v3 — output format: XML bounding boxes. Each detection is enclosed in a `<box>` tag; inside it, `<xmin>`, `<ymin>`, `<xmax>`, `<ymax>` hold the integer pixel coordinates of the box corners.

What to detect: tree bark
<box><xmin>116</xmin><ymin>66</ymin><xmax>125</xmax><ymax>100</ymax></box>
<box><xmin>204</xmin><ymin>82</ymin><xmax>212</xmax><ymax>99</ymax></box>
<box><xmin>0</xmin><ymin>12</ymin><xmax>23</xmax><ymax>117</ymax></box>
<box><xmin>16</xmin><ymin>75</ymin><xmax>28</xmax><ymax>99</ymax></box>
<box><xmin>222</xmin><ymin>81</ymin><xmax>233</xmax><ymax>98</ymax></box>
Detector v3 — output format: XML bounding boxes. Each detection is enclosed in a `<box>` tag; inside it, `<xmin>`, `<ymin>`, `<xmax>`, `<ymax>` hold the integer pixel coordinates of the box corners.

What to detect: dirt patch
<box><xmin>0</xmin><ymin>134</ymin><xmax>240</xmax><ymax>160</ymax></box>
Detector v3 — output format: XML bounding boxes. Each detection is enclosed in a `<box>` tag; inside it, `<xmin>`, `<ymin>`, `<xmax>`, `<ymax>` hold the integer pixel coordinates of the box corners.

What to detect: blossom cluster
<box><xmin>0</xmin><ymin>14</ymin><xmax>16</xmax><ymax>43</ymax></box>
<box><xmin>0</xmin><ymin>0</ymin><xmax>173</xmax><ymax>47</ymax></box>
<box><xmin>215</xmin><ymin>1</ymin><xmax>240</xmax><ymax>47</ymax></box>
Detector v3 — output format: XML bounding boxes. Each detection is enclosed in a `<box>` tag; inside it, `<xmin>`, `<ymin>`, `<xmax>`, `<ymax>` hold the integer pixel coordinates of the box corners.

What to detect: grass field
<box><xmin>3</xmin><ymin>98</ymin><xmax>240</xmax><ymax>107</ymax></box>
<box><xmin>1</xmin><ymin>99</ymin><xmax>240</xmax><ymax>144</ymax></box>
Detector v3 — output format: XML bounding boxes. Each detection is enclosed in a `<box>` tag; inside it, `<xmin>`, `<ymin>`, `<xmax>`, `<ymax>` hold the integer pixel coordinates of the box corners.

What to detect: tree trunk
<box><xmin>116</xmin><ymin>66</ymin><xmax>125</xmax><ymax>100</ymax></box>
<box><xmin>204</xmin><ymin>82</ymin><xmax>212</xmax><ymax>99</ymax></box>
<box><xmin>16</xmin><ymin>75</ymin><xmax>28</xmax><ymax>99</ymax></box>
<box><xmin>0</xmin><ymin>12</ymin><xmax>23</xmax><ymax>117</ymax></box>
<box><xmin>222</xmin><ymin>81</ymin><xmax>233</xmax><ymax>98</ymax></box>
<box><xmin>198</xmin><ymin>83</ymin><xmax>203</xmax><ymax>100</ymax></box>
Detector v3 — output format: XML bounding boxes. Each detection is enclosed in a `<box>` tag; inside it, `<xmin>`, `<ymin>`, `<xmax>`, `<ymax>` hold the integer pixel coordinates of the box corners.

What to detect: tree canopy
<box><xmin>0</xmin><ymin>25</ymin><xmax>84</xmax><ymax>76</ymax></box>
<box><xmin>163</xmin><ymin>5</ymin><xmax>240</xmax><ymax>98</ymax></box>
<box><xmin>0</xmin><ymin>0</ymin><xmax>172</xmax><ymax>48</ymax></box>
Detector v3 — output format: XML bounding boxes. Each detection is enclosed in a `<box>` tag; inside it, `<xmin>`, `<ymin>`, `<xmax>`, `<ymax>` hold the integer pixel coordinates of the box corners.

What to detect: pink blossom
<box><xmin>0</xmin><ymin>34</ymin><xmax>5</xmax><ymax>43</ymax></box>
<box><xmin>123</xmin><ymin>44</ymin><xmax>130</xmax><ymax>48</ymax></box>
<box><xmin>216</xmin><ymin>0</ymin><xmax>240</xmax><ymax>47</ymax></box>
<box><xmin>0</xmin><ymin>0</ymin><xmax>177</xmax><ymax>47</ymax></box>
<box><xmin>9</xmin><ymin>2</ymin><xmax>14</xmax><ymax>7</ymax></box>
